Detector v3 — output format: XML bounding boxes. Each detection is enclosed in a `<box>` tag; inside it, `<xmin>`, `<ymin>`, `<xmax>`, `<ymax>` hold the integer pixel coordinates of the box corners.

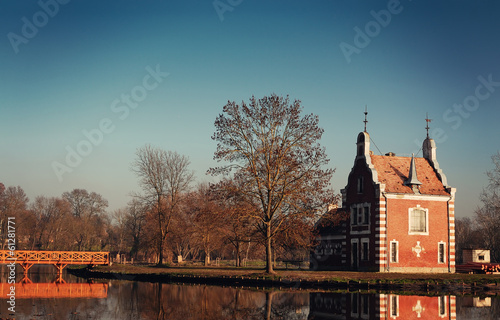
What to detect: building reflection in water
<box><xmin>309</xmin><ymin>292</ymin><xmax>457</xmax><ymax>320</ymax></box>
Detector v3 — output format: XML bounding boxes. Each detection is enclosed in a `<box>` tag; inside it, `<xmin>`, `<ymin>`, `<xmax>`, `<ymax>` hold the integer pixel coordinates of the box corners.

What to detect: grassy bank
<box><xmin>68</xmin><ymin>264</ymin><xmax>500</xmax><ymax>295</ymax></box>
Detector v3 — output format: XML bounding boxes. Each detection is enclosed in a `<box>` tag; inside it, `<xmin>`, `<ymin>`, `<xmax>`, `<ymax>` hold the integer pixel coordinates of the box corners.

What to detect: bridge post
<box><xmin>53</xmin><ymin>263</ymin><xmax>68</xmax><ymax>276</ymax></box>
<box><xmin>20</xmin><ymin>262</ymin><xmax>34</xmax><ymax>275</ymax></box>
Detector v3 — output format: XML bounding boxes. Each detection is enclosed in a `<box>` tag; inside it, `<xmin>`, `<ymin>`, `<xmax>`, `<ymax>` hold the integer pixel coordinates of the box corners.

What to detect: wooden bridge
<box><xmin>0</xmin><ymin>282</ymin><xmax>108</xmax><ymax>299</ymax></box>
<box><xmin>0</xmin><ymin>250</ymin><xmax>109</xmax><ymax>274</ymax></box>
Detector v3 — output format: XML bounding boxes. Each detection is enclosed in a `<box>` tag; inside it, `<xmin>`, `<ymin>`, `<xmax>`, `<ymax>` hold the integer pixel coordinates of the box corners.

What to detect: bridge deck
<box><xmin>0</xmin><ymin>250</ymin><xmax>109</xmax><ymax>274</ymax></box>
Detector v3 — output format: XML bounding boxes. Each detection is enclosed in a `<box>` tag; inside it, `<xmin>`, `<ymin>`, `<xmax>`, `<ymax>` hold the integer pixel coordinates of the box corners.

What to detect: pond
<box><xmin>0</xmin><ymin>266</ymin><xmax>498</xmax><ymax>319</ymax></box>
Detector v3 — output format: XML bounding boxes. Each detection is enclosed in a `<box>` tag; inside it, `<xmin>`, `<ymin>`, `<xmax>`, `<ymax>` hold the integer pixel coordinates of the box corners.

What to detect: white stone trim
<box><xmin>389</xmin><ymin>240</ymin><xmax>399</xmax><ymax>263</ymax></box>
<box><xmin>438</xmin><ymin>241</ymin><xmax>446</xmax><ymax>264</ymax></box>
<box><xmin>384</xmin><ymin>193</ymin><xmax>450</xmax><ymax>201</ymax></box>
<box><xmin>351</xmin><ymin>230</ymin><xmax>371</xmax><ymax>235</ymax></box>
<box><xmin>389</xmin><ymin>294</ymin><xmax>399</xmax><ymax>318</ymax></box>
<box><xmin>361</xmin><ymin>238</ymin><xmax>370</xmax><ymax>261</ymax></box>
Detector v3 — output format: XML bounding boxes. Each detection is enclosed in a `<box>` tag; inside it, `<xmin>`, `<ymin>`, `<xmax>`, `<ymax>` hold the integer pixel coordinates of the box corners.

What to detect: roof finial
<box><xmin>425</xmin><ymin>113</ymin><xmax>432</xmax><ymax>138</ymax></box>
<box><xmin>363</xmin><ymin>106</ymin><xmax>368</xmax><ymax>132</ymax></box>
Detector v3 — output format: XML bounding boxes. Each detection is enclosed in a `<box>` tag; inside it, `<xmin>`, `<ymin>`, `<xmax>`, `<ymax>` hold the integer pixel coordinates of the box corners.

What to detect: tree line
<box><xmin>0</xmin><ymin>179</ymin><xmax>320</xmax><ymax>267</ymax></box>
<box><xmin>1</xmin><ymin>94</ymin><xmax>336</xmax><ymax>273</ymax></box>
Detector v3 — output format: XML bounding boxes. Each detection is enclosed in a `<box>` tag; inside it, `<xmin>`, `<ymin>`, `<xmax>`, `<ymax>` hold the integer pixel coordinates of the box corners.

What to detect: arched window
<box><xmin>408</xmin><ymin>206</ymin><xmax>429</xmax><ymax>235</ymax></box>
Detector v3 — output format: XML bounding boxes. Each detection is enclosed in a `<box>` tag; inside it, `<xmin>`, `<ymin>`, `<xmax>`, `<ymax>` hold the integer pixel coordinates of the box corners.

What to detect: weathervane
<box><xmin>363</xmin><ymin>106</ymin><xmax>368</xmax><ymax>132</ymax></box>
<box><xmin>425</xmin><ymin>113</ymin><xmax>432</xmax><ymax>138</ymax></box>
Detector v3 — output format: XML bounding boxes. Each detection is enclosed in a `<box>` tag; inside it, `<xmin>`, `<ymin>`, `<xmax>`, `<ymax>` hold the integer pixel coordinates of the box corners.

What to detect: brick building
<box><xmin>312</xmin><ymin>128</ymin><xmax>456</xmax><ymax>272</ymax></box>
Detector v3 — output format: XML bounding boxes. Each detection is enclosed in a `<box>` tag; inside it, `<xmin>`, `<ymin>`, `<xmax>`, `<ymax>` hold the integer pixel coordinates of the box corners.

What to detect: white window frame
<box><xmin>438</xmin><ymin>296</ymin><xmax>447</xmax><ymax>317</ymax></box>
<box><xmin>438</xmin><ymin>242</ymin><xmax>446</xmax><ymax>264</ymax></box>
<box><xmin>361</xmin><ymin>238</ymin><xmax>369</xmax><ymax>261</ymax></box>
<box><xmin>363</xmin><ymin>205</ymin><xmax>370</xmax><ymax>225</ymax></box>
<box><xmin>351</xmin><ymin>238</ymin><xmax>359</xmax><ymax>268</ymax></box>
<box><xmin>351</xmin><ymin>206</ymin><xmax>357</xmax><ymax>226</ymax></box>
<box><xmin>351</xmin><ymin>203</ymin><xmax>370</xmax><ymax>227</ymax></box>
<box><xmin>351</xmin><ymin>292</ymin><xmax>359</xmax><ymax>317</ymax></box>
<box><xmin>361</xmin><ymin>294</ymin><xmax>369</xmax><ymax>319</ymax></box>
<box><xmin>408</xmin><ymin>205</ymin><xmax>429</xmax><ymax>235</ymax></box>
<box><xmin>390</xmin><ymin>240</ymin><xmax>398</xmax><ymax>263</ymax></box>
<box><xmin>389</xmin><ymin>294</ymin><xmax>399</xmax><ymax>319</ymax></box>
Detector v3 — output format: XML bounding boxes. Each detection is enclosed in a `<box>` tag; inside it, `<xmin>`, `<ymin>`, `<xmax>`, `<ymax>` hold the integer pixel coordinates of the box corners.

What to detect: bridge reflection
<box><xmin>0</xmin><ymin>282</ymin><xmax>108</xmax><ymax>299</ymax></box>
<box><xmin>0</xmin><ymin>272</ymin><xmax>107</xmax><ymax>299</ymax></box>
<box><xmin>309</xmin><ymin>292</ymin><xmax>457</xmax><ymax>320</ymax></box>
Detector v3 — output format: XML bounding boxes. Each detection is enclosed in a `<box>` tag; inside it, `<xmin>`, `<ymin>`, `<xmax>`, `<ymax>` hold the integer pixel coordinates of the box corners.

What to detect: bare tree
<box><xmin>124</xmin><ymin>199</ymin><xmax>147</xmax><ymax>260</ymax></box>
<box><xmin>212</xmin><ymin>180</ymin><xmax>257</xmax><ymax>267</ymax></box>
<box><xmin>475</xmin><ymin>152</ymin><xmax>500</xmax><ymax>262</ymax></box>
<box><xmin>186</xmin><ymin>183</ymin><xmax>226</xmax><ymax>266</ymax></box>
<box><xmin>62</xmin><ymin>189</ymin><xmax>109</xmax><ymax>250</ymax></box>
<box><xmin>455</xmin><ymin>217</ymin><xmax>483</xmax><ymax>264</ymax></box>
<box><xmin>169</xmin><ymin>207</ymin><xmax>196</xmax><ymax>262</ymax></box>
<box><xmin>0</xmin><ymin>185</ymin><xmax>30</xmax><ymax>249</ymax></box>
<box><xmin>132</xmin><ymin>145</ymin><xmax>193</xmax><ymax>265</ymax></box>
<box><xmin>29</xmin><ymin>196</ymin><xmax>73</xmax><ymax>250</ymax></box>
<box><xmin>111</xmin><ymin>208</ymin><xmax>128</xmax><ymax>255</ymax></box>
<box><xmin>209</xmin><ymin>94</ymin><xmax>335</xmax><ymax>273</ymax></box>
<box><xmin>62</xmin><ymin>189</ymin><xmax>108</xmax><ymax>218</ymax></box>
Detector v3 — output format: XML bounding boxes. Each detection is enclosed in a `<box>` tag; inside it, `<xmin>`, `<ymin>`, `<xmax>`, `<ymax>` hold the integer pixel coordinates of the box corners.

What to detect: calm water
<box><xmin>0</xmin><ymin>266</ymin><xmax>498</xmax><ymax>319</ymax></box>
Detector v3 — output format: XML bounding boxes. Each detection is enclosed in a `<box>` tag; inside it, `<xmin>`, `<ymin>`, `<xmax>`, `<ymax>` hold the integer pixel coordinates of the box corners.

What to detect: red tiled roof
<box><xmin>370</xmin><ymin>155</ymin><xmax>450</xmax><ymax>195</ymax></box>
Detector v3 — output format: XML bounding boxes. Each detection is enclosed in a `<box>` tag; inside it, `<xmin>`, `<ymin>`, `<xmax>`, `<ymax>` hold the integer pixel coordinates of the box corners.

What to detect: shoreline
<box><xmin>67</xmin><ymin>264</ymin><xmax>500</xmax><ymax>296</ymax></box>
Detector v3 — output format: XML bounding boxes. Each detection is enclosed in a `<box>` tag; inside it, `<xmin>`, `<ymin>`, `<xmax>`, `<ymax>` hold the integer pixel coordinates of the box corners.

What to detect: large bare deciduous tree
<box><xmin>132</xmin><ymin>145</ymin><xmax>193</xmax><ymax>265</ymax></box>
<box><xmin>209</xmin><ymin>94</ymin><xmax>335</xmax><ymax>273</ymax></box>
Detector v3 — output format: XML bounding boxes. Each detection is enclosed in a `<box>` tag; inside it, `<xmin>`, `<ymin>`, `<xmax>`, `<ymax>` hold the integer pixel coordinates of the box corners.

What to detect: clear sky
<box><xmin>1</xmin><ymin>0</ymin><xmax>499</xmax><ymax>218</ymax></box>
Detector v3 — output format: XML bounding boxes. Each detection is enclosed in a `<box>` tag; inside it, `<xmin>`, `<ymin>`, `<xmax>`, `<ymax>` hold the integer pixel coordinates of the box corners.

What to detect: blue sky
<box><xmin>1</xmin><ymin>0</ymin><xmax>499</xmax><ymax>218</ymax></box>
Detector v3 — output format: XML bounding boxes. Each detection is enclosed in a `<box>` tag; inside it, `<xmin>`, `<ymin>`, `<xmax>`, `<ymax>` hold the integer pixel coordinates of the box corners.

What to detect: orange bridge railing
<box><xmin>0</xmin><ymin>250</ymin><xmax>109</xmax><ymax>274</ymax></box>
